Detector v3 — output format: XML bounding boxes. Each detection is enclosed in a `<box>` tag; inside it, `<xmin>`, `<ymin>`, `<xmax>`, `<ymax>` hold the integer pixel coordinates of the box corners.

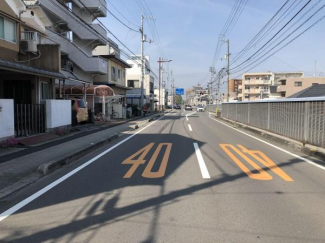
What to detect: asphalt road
<box><xmin>1</xmin><ymin>110</ymin><xmax>325</xmax><ymax>243</ymax></box>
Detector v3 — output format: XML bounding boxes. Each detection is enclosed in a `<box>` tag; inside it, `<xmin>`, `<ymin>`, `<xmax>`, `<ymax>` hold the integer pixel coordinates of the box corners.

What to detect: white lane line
<box><xmin>208</xmin><ymin>112</ymin><xmax>325</xmax><ymax>171</ymax></box>
<box><xmin>186</xmin><ymin>111</ymin><xmax>196</xmax><ymax>121</ymax></box>
<box><xmin>188</xmin><ymin>124</ymin><xmax>193</xmax><ymax>131</ymax></box>
<box><xmin>0</xmin><ymin>116</ymin><xmax>166</xmax><ymax>223</ymax></box>
<box><xmin>193</xmin><ymin>143</ymin><xmax>210</xmax><ymax>179</ymax></box>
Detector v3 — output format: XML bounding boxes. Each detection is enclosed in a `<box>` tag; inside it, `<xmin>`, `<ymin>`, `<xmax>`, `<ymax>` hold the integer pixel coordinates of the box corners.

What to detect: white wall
<box><xmin>46</xmin><ymin>100</ymin><xmax>71</xmax><ymax>129</ymax></box>
<box><xmin>0</xmin><ymin>99</ymin><xmax>15</xmax><ymax>140</ymax></box>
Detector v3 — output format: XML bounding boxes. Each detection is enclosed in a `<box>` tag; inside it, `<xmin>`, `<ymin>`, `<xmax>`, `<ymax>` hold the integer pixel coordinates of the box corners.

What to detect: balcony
<box><xmin>244</xmin><ymin>89</ymin><xmax>270</xmax><ymax>94</ymax></box>
<box><xmin>92</xmin><ymin>24</ymin><xmax>107</xmax><ymax>39</ymax></box>
<box><xmin>244</xmin><ymin>79</ymin><xmax>271</xmax><ymax>85</ymax></box>
<box><xmin>238</xmin><ymin>85</ymin><xmax>243</xmax><ymax>90</ymax></box>
<box><xmin>41</xmin><ymin>0</ymin><xmax>107</xmax><ymax>45</ymax></box>
<box><xmin>75</xmin><ymin>0</ymin><xmax>107</xmax><ymax>17</ymax></box>
<box><xmin>46</xmin><ymin>29</ymin><xmax>107</xmax><ymax>74</ymax></box>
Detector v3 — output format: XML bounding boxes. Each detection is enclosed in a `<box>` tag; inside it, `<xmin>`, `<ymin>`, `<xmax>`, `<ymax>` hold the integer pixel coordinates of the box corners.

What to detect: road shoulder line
<box><xmin>208</xmin><ymin>112</ymin><xmax>325</xmax><ymax>172</ymax></box>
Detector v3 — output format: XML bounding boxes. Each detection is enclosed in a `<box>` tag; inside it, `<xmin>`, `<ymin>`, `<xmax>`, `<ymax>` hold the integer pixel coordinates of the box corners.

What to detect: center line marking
<box><xmin>193</xmin><ymin>143</ymin><xmax>210</xmax><ymax>179</ymax></box>
<box><xmin>188</xmin><ymin>124</ymin><xmax>193</xmax><ymax>131</ymax></box>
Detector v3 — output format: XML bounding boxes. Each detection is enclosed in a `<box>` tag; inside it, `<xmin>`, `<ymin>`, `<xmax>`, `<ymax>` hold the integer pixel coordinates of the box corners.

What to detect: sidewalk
<box><xmin>0</xmin><ymin>113</ymin><xmax>161</xmax><ymax>200</ymax></box>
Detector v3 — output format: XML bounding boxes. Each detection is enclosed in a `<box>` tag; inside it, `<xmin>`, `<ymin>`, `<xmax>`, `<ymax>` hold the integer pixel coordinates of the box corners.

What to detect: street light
<box><xmin>157</xmin><ymin>58</ymin><xmax>172</xmax><ymax>113</ymax></box>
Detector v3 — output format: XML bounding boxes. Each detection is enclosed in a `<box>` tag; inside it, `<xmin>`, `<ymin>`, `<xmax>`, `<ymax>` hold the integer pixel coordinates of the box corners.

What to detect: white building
<box><xmin>154</xmin><ymin>88</ymin><xmax>168</xmax><ymax>110</ymax></box>
<box><xmin>126</xmin><ymin>55</ymin><xmax>154</xmax><ymax>111</ymax></box>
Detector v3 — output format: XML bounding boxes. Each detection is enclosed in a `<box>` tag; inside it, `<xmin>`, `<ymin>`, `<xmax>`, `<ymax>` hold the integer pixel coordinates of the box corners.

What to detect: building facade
<box><xmin>126</xmin><ymin>55</ymin><xmax>155</xmax><ymax>111</ymax></box>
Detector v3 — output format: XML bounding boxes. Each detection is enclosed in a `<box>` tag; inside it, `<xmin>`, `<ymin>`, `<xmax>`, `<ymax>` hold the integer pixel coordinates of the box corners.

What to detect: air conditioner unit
<box><xmin>20</xmin><ymin>40</ymin><xmax>37</xmax><ymax>53</ymax></box>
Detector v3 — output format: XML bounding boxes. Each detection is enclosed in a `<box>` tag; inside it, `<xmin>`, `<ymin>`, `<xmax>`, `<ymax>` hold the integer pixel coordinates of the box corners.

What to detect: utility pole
<box><xmin>157</xmin><ymin>58</ymin><xmax>172</xmax><ymax>113</ymax></box>
<box><xmin>140</xmin><ymin>15</ymin><xmax>144</xmax><ymax>113</ymax></box>
<box><xmin>226</xmin><ymin>39</ymin><xmax>230</xmax><ymax>102</ymax></box>
<box><xmin>209</xmin><ymin>67</ymin><xmax>215</xmax><ymax>104</ymax></box>
<box><xmin>171</xmin><ymin>70</ymin><xmax>174</xmax><ymax>108</ymax></box>
<box><xmin>140</xmin><ymin>14</ymin><xmax>153</xmax><ymax>114</ymax></box>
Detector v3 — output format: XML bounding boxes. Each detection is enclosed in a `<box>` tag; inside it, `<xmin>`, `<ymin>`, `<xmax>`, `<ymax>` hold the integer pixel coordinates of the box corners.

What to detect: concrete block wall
<box><xmin>46</xmin><ymin>100</ymin><xmax>71</xmax><ymax>130</ymax></box>
<box><xmin>0</xmin><ymin>99</ymin><xmax>15</xmax><ymax>141</ymax></box>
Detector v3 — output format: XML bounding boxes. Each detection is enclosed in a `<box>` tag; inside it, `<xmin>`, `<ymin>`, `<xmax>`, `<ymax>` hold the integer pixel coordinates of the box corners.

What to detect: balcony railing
<box><xmin>76</xmin><ymin>0</ymin><xmax>107</xmax><ymax>17</ymax></box>
<box><xmin>45</xmin><ymin>28</ymin><xmax>107</xmax><ymax>74</ymax></box>
<box><xmin>21</xmin><ymin>31</ymin><xmax>41</xmax><ymax>44</ymax></box>
<box><xmin>244</xmin><ymin>80</ymin><xmax>271</xmax><ymax>85</ymax></box>
<box><xmin>41</xmin><ymin>0</ymin><xmax>107</xmax><ymax>44</ymax></box>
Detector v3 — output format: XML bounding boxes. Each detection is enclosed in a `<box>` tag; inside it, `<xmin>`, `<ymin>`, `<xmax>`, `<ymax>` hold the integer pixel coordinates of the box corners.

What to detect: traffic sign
<box><xmin>175</xmin><ymin>88</ymin><xmax>184</xmax><ymax>95</ymax></box>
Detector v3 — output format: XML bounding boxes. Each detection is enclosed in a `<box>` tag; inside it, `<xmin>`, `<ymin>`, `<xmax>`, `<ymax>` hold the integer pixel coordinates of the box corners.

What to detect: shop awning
<box><xmin>0</xmin><ymin>58</ymin><xmax>65</xmax><ymax>79</ymax></box>
<box><xmin>126</xmin><ymin>94</ymin><xmax>146</xmax><ymax>99</ymax></box>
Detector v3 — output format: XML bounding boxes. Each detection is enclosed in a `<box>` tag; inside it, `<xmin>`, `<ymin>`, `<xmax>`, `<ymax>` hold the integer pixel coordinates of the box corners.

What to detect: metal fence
<box><xmin>221</xmin><ymin>98</ymin><xmax>325</xmax><ymax>148</ymax></box>
<box><xmin>15</xmin><ymin>104</ymin><xmax>46</xmax><ymax>137</ymax></box>
<box><xmin>206</xmin><ymin>104</ymin><xmax>222</xmax><ymax>113</ymax></box>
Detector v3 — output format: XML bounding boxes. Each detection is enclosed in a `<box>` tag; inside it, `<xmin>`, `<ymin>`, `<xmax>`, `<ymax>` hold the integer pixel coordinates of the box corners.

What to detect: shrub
<box><xmin>0</xmin><ymin>137</ymin><xmax>19</xmax><ymax>148</ymax></box>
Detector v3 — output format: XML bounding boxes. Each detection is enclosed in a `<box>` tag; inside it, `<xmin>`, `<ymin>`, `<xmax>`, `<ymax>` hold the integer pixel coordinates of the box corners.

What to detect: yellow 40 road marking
<box><xmin>220</xmin><ymin>144</ymin><xmax>293</xmax><ymax>182</ymax></box>
<box><xmin>122</xmin><ymin>143</ymin><xmax>172</xmax><ymax>178</ymax></box>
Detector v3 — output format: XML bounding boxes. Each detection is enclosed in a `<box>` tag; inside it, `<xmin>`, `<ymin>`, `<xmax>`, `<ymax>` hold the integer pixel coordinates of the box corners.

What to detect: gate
<box><xmin>15</xmin><ymin>104</ymin><xmax>46</xmax><ymax>137</ymax></box>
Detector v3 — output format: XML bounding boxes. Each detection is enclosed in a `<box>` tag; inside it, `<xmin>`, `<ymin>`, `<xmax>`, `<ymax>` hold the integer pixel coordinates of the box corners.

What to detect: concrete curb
<box><xmin>37</xmin><ymin>114</ymin><xmax>162</xmax><ymax>176</ymax></box>
<box><xmin>218</xmin><ymin>116</ymin><xmax>325</xmax><ymax>162</ymax></box>
<box><xmin>37</xmin><ymin>133</ymin><xmax>120</xmax><ymax>176</ymax></box>
<box><xmin>0</xmin><ymin>114</ymin><xmax>159</xmax><ymax>201</ymax></box>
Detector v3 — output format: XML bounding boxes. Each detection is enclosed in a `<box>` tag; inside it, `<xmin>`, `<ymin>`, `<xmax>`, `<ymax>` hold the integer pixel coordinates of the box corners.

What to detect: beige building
<box><xmin>271</xmin><ymin>76</ymin><xmax>325</xmax><ymax>98</ymax></box>
<box><xmin>241</xmin><ymin>72</ymin><xmax>273</xmax><ymax>101</ymax></box>
<box><xmin>93</xmin><ymin>44</ymin><xmax>131</xmax><ymax>97</ymax></box>
<box><xmin>240</xmin><ymin>72</ymin><xmax>322</xmax><ymax>101</ymax></box>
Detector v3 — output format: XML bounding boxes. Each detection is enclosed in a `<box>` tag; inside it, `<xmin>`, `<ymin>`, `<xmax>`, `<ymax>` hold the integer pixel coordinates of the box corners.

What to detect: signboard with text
<box><xmin>175</xmin><ymin>88</ymin><xmax>184</xmax><ymax>95</ymax></box>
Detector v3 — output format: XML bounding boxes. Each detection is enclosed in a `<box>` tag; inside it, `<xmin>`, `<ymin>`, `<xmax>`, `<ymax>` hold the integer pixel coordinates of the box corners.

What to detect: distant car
<box><xmin>185</xmin><ymin>105</ymin><xmax>193</xmax><ymax>111</ymax></box>
<box><xmin>174</xmin><ymin>105</ymin><xmax>181</xmax><ymax>109</ymax></box>
<box><xmin>197</xmin><ymin>105</ymin><xmax>204</xmax><ymax>112</ymax></box>
<box><xmin>165</xmin><ymin>105</ymin><xmax>172</xmax><ymax>109</ymax></box>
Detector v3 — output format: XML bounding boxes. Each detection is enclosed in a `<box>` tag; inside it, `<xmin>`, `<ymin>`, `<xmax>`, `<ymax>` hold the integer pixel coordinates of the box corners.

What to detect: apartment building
<box><xmin>228</xmin><ymin>79</ymin><xmax>242</xmax><ymax>101</ymax></box>
<box><xmin>0</xmin><ymin>0</ymin><xmax>67</xmax><ymax>138</ymax></box>
<box><xmin>154</xmin><ymin>88</ymin><xmax>168</xmax><ymax>109</ymax></box>
<box><xmin>40</xmin><ymin>0</ymin><xmax>115</xmax><ymax>87</ymax></box>
<box><xmin>93</xmin><ymin>44</ymin><xmax>131</xmax><ymax>98</ymax></box>
<box><xmin>270</xmin><ymin>74</ymin><xmax>325</xmax><ymax>98</ymax></box>
<box><xmin>126</xmin><ymin>55</ymin><xmax>155</xmax><ymax>111</ymax></box>
<box><xmin>241</xmin><ymin>73</ymin><xmax>273</xmax><ymax>101</ymax></box>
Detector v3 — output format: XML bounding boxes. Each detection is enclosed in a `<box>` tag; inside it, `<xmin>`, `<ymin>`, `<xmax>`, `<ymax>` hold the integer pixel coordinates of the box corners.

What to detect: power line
<box><xmin>231</xmin><ymin>1</ymin><xmax>323</xmax><ymax>73</ymax></box>
<box><xmin>230</xmin><ymin>0</ymin><xmax>312</xmax><ymax>71</ymax></box>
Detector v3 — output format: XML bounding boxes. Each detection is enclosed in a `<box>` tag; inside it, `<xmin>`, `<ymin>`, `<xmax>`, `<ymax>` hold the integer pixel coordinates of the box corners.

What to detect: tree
<box><xmin>175</xmin><ymin>95</ymin><xmax>183</xmax><ymax>105</ymax></box>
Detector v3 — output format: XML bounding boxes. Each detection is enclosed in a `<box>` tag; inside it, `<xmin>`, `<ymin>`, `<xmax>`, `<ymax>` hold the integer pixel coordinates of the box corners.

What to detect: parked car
<box><xmin>197</xmin><ymin>104</ymin><xmax>204</xmax><ymax>112</ymax></box>
<box><xmin>165</xmin><ymin>105</ymin><xmax>172</xmax><ymax>109</ymax></box>
<box><xmin>185</xmin><ymin>105</ymin><xmax>193</xmax><ymax>111</ymax></box>
<box><xmin>174</xmin><ymin>105</ymin><xmax>181</xmax><ymax>109</ymax></box>
<box><xmin>71</xmin><ymin>99</ymin><xmax>88</xmax><ymax>123</ymax></box>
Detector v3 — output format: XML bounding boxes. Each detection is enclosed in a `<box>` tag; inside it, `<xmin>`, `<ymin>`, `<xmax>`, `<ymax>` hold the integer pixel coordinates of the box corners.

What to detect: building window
<box><xmin>312</xmin><ymin>83</ymin><xmax>318</xmax><ymax>86</ymax></box>
<box><xmin>281</xmin><ymin>92</ymin><xmax>286</xmax><ymax>97</ymax></box>
<box><xmin>263</xmin><ymin>86</ymin><xmax>268</xmax><ymax>90</ymax></box>
<box><xmin>280</xmin><ymin>80</ymin><xmax>286</xmax><ymax>85</ymax></box>
<box><xmin>0</xmin><ymin>17</ymin><xmax>17</xmax><ymax>43</ymax></box>
<box><xmin>41</xmin><ymin>83</ymin><xmax>50</xmax><ymax>100</ymax></box>
<box><xmin>245</xmin><ymin>77</ymin><xmax>251</xmax><ymax>80</ymax></box>
<box><xmin>256</xmin><ymin>77</ymin><xmax>260</xmax><ymax>80</ymax></box>
<box><xmin>111</xmin><ymin>67</ymin><xmax>117</xmax><ymax>81</ymax></box>
<box><xmin>128</xmin><ymin>80</ymin><xmax>139</xmax><ymax>88</ymax></box>
<box><xmin>294</xmin><ymin>81</ymin><xmax>302</xmax><ymax>87</ymax></box>
<box><xmin>118</xmin><ymin>69</ymin><xmax>121</xmax><ymax>79</ymax></box>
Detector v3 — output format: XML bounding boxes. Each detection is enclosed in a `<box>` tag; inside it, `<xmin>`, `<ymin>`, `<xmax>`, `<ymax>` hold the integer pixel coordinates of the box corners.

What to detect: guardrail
<box><xmin>221</xmin><ymin>98</ymin><xmax>325</xmax><ymax>148</ymax></box>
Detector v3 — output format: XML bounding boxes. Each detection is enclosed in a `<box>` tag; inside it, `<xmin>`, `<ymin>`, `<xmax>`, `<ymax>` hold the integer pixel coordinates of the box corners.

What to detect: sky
<box><xmin>101</xmin><ymin>0</ymin><xmax>325</xmax><ymax>92</ymax></box>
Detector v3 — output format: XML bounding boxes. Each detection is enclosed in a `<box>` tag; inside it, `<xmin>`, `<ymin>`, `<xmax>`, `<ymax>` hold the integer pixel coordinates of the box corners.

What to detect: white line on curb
<box><xmin>193</xmin><ymin>143</ymin><xmax>210</xmax><ymax>179</ymax></box>
<box><xmin>208</xmin><ymin>112</ymin><xmax>325</xmax><ymax>172</ymax></box>
<box><xmin>188</xmin><ymin>124</ymin><xmax>193</xmax><ymax>131</ymax></box>
<box><xmin>0</xmin><ymin>116</ymin><xmax>165</xmax><ymax>223</ymax></box>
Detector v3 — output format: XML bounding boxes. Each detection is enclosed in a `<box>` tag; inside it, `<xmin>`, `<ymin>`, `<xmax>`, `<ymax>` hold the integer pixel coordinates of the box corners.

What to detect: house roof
<box><xmin>101</xmin><ymin>55</ymin><xmax>132</xmax><ymax>68</ymax></box>
<box><xmin>0</xmin><ymin>58</ymin><xmax>64</xmax><ymax>79</ymax></box>
<box><xmin>288</xmin><ymin>84</ymin><xmax>325</xmax><ymax>98</ymax></box>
